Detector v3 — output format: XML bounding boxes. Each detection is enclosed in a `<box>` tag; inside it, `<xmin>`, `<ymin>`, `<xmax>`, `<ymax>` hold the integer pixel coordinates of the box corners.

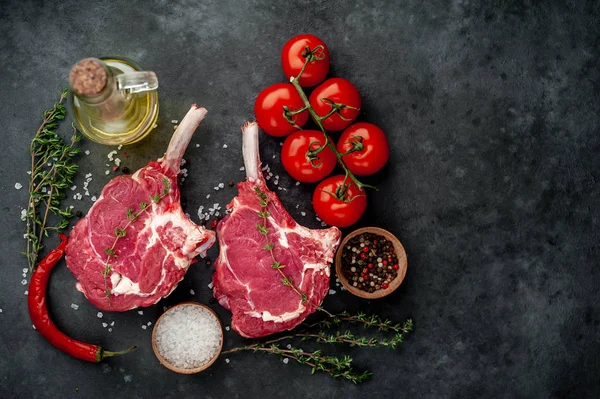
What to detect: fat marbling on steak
<box><xmin>66</xmin><ymin>105</ymin><xmax>216</xmax><ymax>311</ymax></box>
<box><xmin>212</xmin><ymin>122</ymin><xmax>341</xmax><ymax>338</ymax></box>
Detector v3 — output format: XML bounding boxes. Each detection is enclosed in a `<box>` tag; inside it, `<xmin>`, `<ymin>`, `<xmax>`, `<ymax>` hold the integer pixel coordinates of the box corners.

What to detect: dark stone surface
<box><xmin>1</xmin><ymin>0</ymin><xmax>599</xmax><ymax>397</ymax></box>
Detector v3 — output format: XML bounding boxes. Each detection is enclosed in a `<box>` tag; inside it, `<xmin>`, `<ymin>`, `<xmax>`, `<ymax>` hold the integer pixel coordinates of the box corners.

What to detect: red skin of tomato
<box><xmin>281</xmin><ymin>34</ymin><xmax>330</xmax><ymax>87</ymax></box>
<box><xmin>281</xmin><ymin>131</ymin><xmax>337</xmax><ymax>183</ymax></box>
<box><xmin>309</xmin><ymin>78</ymin><xmax>361</xmax><ymax>132</ymax></box>
<box><xmin>337</xmin><ymin>122</ymin><xmax>390</xmax><ymax>176</ymax></box>
<box><xmin>254</xmin><ymin>83</ymin><xmax>309</xmax><ymax>137</ymax></box>
<box><xmin>312</xmin><ymin>175</ymin><xmax>367</xmax><ymax>228</ymax></box>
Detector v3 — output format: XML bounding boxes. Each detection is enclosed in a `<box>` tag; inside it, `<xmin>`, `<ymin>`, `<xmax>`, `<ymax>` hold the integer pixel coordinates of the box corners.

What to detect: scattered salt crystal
<box><xmin>108</xmin><ymin>328</ymin><xmax>113</xmax><ymax>332</ymax></box>
<box><xmin>14</xmin><ymin>182</ymin><xmax>23</xmax><ymax>190</ymax></box>
<box><xmin>91</xmin><ymin>196</ymin><xmax>97</xmax><ymax>202</ymax></box>
<box><xmin>262</xmin><ymin>165</ymin><xmax>269</xmax><ymax>171</ymax></box>
<box><xmin>222</xmin><ymin>144</ymin><xmax>228</xmax><ymax>149</ymax></box>
<box><xmin>147</xmin><ymin>321</ymin><xmax>152</xmax><ymax>326</ymax></box>
<box><xmin>287</xmin><ymin>344</ymin><xmax>292</xmax><ymax>349</ymax></box>
<box><xmin>41</xmin><ymin>187</ymin><xmax>47</xmax><ymax>193</ymax></box>
<box><xmin>279</xmin><ymin>142</ymin><xmax>283</xmax><ymax>146</ymax></box>
<box><xmin>20</xmin><ymin>209</ymin><xmax>27</xmax><ymax>221</ymax></box>
<box><xmin>208</xmin><ymin>282</ymin><xmax>213</xmax><ymax>289</ymax></box>
<box><xmin>171</xmin><ymin>120</ymin><xmax>179</xmax><ymax>124</ymax></box>
<box><xmin>97</xmin><ymin>312</ymin><xmax>103</xmax><ymax>318</ymax></box>
<box><xmin>218</xmin><ymin>183</ymin><xmax>224</xmax><ymax>189</ymax></box>
<box><xmin>295</xmin><ymin>204</ymin><xmax>299</xmax><ymax>209</ymax></box>
<box><xmin>282</xmin><ymin>358</ymin><xmax>289</xmax><ymax>364</ymax></box>
<box><xmin>22</xmin><ymin>273</ymin><xmax>27</xmax><ymax>278</ymax></box>
<box><xmin>277</xmin><ymin>187</ymin><xmax>283</xmax><ymax>190</ymax></box>
<box><xmin>27</xmin><ymin>171</ymin><xmax>31</xmax><ymax>175</ymax></box>
<box><xmin>124</xmin><ymin>375</ymin><xmax>133</xmax><ymax>383</ymax></box>
<box><xmin>138</xmin><ymin>310</ymin><xmax>144</xmax><ymax>315</ymax></box>
<box><xmin>296</xmin><ymin>181</ymin><xmax>300</xmax><ymax>186</ymax></box>
<box><xmin>32</xmin><ymin>324</ymin><xmax>36</xmax><ymax>329</ymax></box>
<box><xmin>0</xmin><ymin>309</ymin><xmax>2</xmax><ymax>313</ymax></box>
<box><xmin>328</xmin><ymin>289</ymin><xmax>336</xmax><ymax>295</ymax></box>
<box><xmin>21</xmin><ymin>279</ymin><xmax>27</xmax><ymax>285</ymax></box>
<box><xmin>154</xmin><ymin>304</ymin><xmax>223</xmax><ymax>370</ymax></box>
<box><xmin>22</xmin><ymin>268</ymin><xmax>27</xmax><ymax>273</ymax></box>
<box><xmin>111</xmin><ymin>321</ymin><xmax>115</xmax><ymax>326</ymax></box>
<box><xmin>85</xmin><ymin>150</ymin><xmax>90</xmax><ymax>155</ymax></box>
<box><xmin>225</xmin><ymin>358</ymin><xmax>230</xmax><ymax>364</ymax></box>
<box><xmin>316</xmin><ymin>216</ymin><xmax>322</xmax><ymax>222</ymax></box>
<box><xmin>206</xmin><ymin>194</ymin><xmax>211</xmax><ymax>199</ymax></box>
<box><xmin>272</xmin><ymin>155</ymin><xmax>276</xmax><ymax>159</ymax></box>
<box><xmin>190</xmin><ymin>289</ymin><xmax>195</xmax><ymax>295</ymax></box>
<box><xmin>141</xmin><ymin>325</ymin><xmax>147</xmax><ymax>330</ymax></box>
<box><xmin>225</xmin><ymin>326</ymin><xmax>230</xmax><ymax>331</ymax></box>
<box><xmin>85</xmin><ymin>173</ymin><xmax>92</xmax><ymax>178</ymax></box>
<box><xmin>71</xmin><ymin>303</ymin><xmax>79</xmax><ymax>310</ymax></box>
<box><xmin>180</xmin><ymin>158</ymin><xmax>186</xmax><ymax>166</ymax></box>
<box><xmin>105</xmin><ymin>170</ymin><xmax>110</xmax><ymax>175</ymax></box>
<box><xmin>107</xmin><ymin>150</ymin><xmax>118</xmax><ymax>161</ymax></box>
<box><xmin>239</xmin><ymin>166</ymin><xmax>245</xmax><ymax>171</ymax></box>
<box><xmin>321</xmin><ymin>222</ymin><xmax>327</xmax><ymax>227</ymax></box>
<box><xmin>266</xmin><ymin>176</ymin><xmax>271</xmax><ymax>180</ymax></box>
<box><xmin>214</xmin><ymin>187</ymin><xmax>219</xmax><ymax>191</ymax></box>
<box><xmin>71</xmin><ymin>185</ymin><xmax>77</xmax><ymax>191</ymax></box>
<box><xmin>114</xmin><ymin>158</ymin><xmax>121</xmax><ymax>167</ymax></box>
<box><xmin>196</xmin><ymin>144</ymin><xmax>200</xmax><ymax>148</ymax></box>
<box><xmin>118</xmin><ymin>145</ymin><xmax>123</xmax><ymax>150</ymax></box>
<box><xmin>24</xmin><ymin>290</ymin><xmax>28</xmax><ymax>295</ymax></box>
<box><xmin>268</xmin><ymin>172</ymin><xmax>273</xmax><ymax>177</ymax></box>
<box><xmin>301</xmin><ymin>212</ymin><xmax>306</xmax><ymax>216</ymax></box>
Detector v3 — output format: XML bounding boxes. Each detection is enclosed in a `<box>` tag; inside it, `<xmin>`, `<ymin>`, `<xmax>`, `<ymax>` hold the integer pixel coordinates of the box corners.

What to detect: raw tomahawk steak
<box><xmin>66</xmin><ymin>105</ymin><xmax>216</xmax><ymax>311</ymax></box>
<box><xmin>212</xmin><ymin>122</ymin><xmax>341</xmax><ymax>338</ymax></box>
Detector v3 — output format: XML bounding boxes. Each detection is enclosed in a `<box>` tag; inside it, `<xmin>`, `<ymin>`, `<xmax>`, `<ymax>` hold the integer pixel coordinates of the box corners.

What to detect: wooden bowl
<box><xmin>335</xmin><ymin>227</ymin><xmax>407</xmax><ymax>299</ymax></box>
<box><xmin>151</xmin><ymin>302</ymin><xmax>224</xmax><ymax>374</ymax></box>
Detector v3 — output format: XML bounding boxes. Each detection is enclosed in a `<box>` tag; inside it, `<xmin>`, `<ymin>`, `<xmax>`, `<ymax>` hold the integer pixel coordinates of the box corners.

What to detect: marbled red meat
<box><xmin>66</xmin><ymin>105</ymin><xmax>216</xmax><ymax>311</ymax></box>
<box><xmin>212</xmin><ymin>122</ymin><xmax>341</xmax><ymax>338</ymax></box>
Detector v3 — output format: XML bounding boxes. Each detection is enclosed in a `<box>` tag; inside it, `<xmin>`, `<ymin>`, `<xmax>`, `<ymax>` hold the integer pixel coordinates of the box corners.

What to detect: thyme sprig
<box><xmin>101</xmin><ymin>178</ymin><xmax>171</xmax><ymax>300</ymax></box>
<box><xmin>223</xmin><ymin>315</ymin><xmax>413</xmax><ymax>383</ymax></box>
<box><xmin>255</xmin><ymin>187</ymin><xmax>308</xmax><ymax>304</ymax></box>
<box><xmin>25</xmin><ymin>89</ymin><xmax>81</xmax><ymax>270</ymax></box>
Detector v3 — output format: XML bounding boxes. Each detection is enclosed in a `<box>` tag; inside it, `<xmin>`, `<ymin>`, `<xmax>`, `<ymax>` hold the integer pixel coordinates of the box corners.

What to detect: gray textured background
<box><xmin>1</xmin><ymin>0</ymin><xmax>599</xmax><ymax>398</ymax></box>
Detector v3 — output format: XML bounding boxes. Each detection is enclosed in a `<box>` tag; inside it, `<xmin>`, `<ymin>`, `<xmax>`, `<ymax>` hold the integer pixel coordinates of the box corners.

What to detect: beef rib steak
<box><xmin>66</xmin><ymin>105</ymin><xmax>216</xmax><ymax>311</ymax></box>
<box><xmin>212</xmin><ymin>122</ymin><xmax>341</xmax><ymax>338</ymax></box>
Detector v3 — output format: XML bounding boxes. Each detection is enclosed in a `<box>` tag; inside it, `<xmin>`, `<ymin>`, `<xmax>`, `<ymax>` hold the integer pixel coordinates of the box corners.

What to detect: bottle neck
<box><xmin>70</xmin><ymin>58</ymin><xmax>128</xmax><ymax>121</ymax></box>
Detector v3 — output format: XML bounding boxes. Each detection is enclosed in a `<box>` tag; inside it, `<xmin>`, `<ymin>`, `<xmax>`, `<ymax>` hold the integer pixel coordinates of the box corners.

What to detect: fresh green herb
<box><xmin>222</xmin><ymin>316</ymin><xmax>413</xmax><ymax>383</ymax></box>
<box><xmin>254</xmin><ymin>187</ymin><xmax>308</xmax><ymax>303</ymax></box>
<box><xmin>24</xmin><ymin>89</ymin><xmax>81</xmax><ymax>270</ymax></box>
<box><xmin>101</xmin><ymin>178</ymin><xmax>171</xmax><ymax>302</ymax></box>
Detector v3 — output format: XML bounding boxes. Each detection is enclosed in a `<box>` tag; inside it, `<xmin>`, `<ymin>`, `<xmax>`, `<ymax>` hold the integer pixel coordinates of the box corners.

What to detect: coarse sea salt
<box><xmin>154</xmin><ymin>304</ymin><xmax>222</xmax><ymax>370</ymax></box>
<box><xmin>15</xmin><ymin>182</ymin><xmax>23</xmax><ymax>190</ymax></box>
<box><xmin>71</xmin><ymin>303</ymin><xmax>79</xmax><ymax>310</ymax></box>
<box><xmin>97</xmin><ymin>312</ymin><xmax>103</xmax><ymax>318</ymax></box>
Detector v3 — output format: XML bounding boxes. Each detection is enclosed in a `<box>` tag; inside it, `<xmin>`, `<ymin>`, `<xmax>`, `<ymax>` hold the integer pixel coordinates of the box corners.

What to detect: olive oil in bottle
<box><xmin>69</xmin><ymin>57</ymin><xmax>159</xmax><ymax>145</ymax></box>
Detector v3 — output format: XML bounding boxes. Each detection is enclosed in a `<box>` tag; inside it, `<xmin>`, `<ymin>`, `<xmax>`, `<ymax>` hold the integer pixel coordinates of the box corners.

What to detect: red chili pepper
<box><xmin>28</xmin><ymin>234</ymin><xmax>136</xmax><ymax>362</ymax></box>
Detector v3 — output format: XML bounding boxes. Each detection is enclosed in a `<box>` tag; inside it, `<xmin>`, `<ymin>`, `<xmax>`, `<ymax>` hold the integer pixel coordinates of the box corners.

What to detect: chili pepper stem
<box><xmin>97</xmin><ymin>345</ymin><xmax>138</xmax><ymax>361</ymax></box>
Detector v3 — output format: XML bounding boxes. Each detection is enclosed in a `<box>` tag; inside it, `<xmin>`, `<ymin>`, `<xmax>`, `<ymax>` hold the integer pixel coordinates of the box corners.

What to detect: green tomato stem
<box><xmin>289</xmin><ymin>76</ymin><xmax>376</xmax><ymax>192</ymax></box>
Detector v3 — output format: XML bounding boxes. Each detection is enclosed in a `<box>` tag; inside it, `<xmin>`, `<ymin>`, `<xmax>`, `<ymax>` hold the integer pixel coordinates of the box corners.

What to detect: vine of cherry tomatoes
<box><xmin>254</xmin><ymin>34</ymin><xmax>390</xmax><ymax>228</ymax></box>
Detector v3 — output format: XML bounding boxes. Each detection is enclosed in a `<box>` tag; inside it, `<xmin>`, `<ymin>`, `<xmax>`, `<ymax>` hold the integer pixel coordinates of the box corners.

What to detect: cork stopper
<box><xmin>69</xmin><ymin>58</ymin><xmax>108</xmax><ymax>96</ymax></box>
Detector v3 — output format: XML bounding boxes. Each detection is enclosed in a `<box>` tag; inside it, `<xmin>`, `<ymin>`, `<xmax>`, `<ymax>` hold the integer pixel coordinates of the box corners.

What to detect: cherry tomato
<box><xmin>309</xmin><ymin>78</ymin><xmax>361</xmax><ymax>132</ymax></box>
<box><xmin>254</xmin><ymin>83</ymin><xmax>308</xmax><ymax>137</ymax></box>
<box><xmin>281</xmin><ymin>131</ymin><xmax>337</xmax><ymax>183</ymax></box>
<box><xmin>337</xmin><ymin>123</ymin><xmax>390</xmax><ymax>176</ymax></box>
<box><xmin>281</xmin><ymin>34</ymin><xmax>330</xmax><ymax>87</ymax></box>
<box><xmin>312</xmin><ymin>175</ymin><xmax>367</xmax><ymax>228</ymax></box>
